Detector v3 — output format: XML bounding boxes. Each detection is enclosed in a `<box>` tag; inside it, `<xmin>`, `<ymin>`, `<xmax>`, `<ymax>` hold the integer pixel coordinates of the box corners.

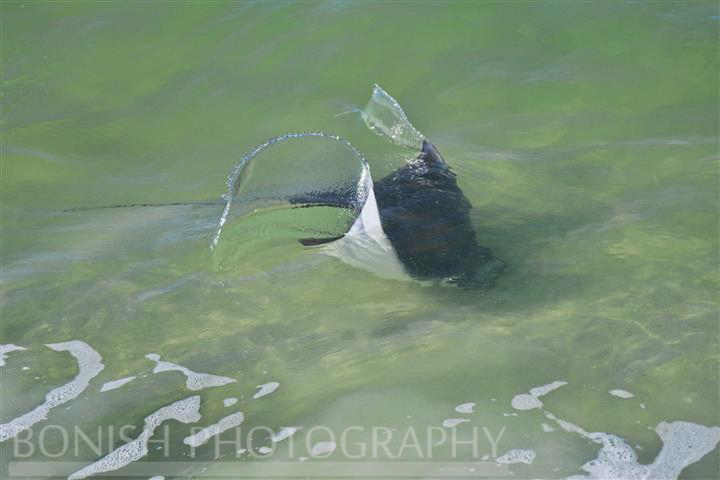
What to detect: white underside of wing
<box><xmin>323</xmin><ymin>187</ymin><xmax>409</xmax><ymax>281</ymax></box>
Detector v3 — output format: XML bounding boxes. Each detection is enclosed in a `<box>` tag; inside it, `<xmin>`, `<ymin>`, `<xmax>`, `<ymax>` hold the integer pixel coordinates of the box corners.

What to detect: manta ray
<box><xmin>69</xmin><ymin>86</ymin><xmax>504</xmax><ymax>287</ymax></box>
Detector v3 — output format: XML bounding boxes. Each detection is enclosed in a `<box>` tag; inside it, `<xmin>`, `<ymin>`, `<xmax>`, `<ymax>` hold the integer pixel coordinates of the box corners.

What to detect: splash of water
<box><xmin>361</xmin><ymin>84</ymin><xmax>426</xmax><ymax>150</ymax></box>
<box><xmin>211</xmin><ymin>132</ymin><xmax>371</xmax><ymax>249</ymax></box>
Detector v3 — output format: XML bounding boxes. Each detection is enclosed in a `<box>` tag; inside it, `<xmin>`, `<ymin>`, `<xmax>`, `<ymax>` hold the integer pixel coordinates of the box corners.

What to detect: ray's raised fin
<box><xmin>418</xmin><ymin>140</ymin><xmax>446</xmax><ymax>166</ymax></box>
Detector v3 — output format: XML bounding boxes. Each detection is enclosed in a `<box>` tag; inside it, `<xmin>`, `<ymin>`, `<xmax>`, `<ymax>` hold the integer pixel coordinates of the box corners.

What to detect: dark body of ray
<box><xmin>294</xmin><ymin>141</ymin><xmax>504</xmax><ymax>287</ymax></box>
<box><xmin>372</xmin><ymin>141</ymin><xmax>504</xmax><ymax>287</ymax></box>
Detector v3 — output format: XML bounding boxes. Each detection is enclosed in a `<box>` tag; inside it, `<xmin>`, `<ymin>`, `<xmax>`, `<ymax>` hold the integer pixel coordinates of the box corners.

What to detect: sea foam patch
<box><xmin>540</xmin><ymin>407</ymin><xmax>720</xmax><ymax>479</ymax></box>
<box><xmin>253</xmin><ymin>381</ymin><xmax>280</xmax><ymax>399</ymax></box>
<box><xmin>272</xmin><ymin>427</ymin><xmax>299</xmax><ymax>443</ymax></box>
<box><xmin>496</xmin><ymin>448</ymin><xmax>536</xmax><ymax>465</ymax></box>
<box><xmin>442</xmin><ymin>418</ymin><xmax>470</xmax><ymax>428</ymax></box>
<box><xmin>0</xmin><ymin>344</ymin><xmax>27</xmax><ymax>367</ymax></box>
<box><xmin>183</xmin><ymin>411</ymin><xmax>244</xmax><ymax>448</ymax></box>
<box><xmin>145</xmin><ymin>354</ymin><xmax>235</xmax><ymax>390</ymax></box>
<box><xmin>454</xmin><ymin>402</ymin><xmax>476</xmax><ymax>414</ymax></box>
<box><xmin>100</xmin><ymin>376</ymin><xmax>136</xmax><ymax>392</ymax></box>
<box><xmin>311</xmin><ymin>441</ymin><xmax>337</xmax><ymax>456</ymax></box>
<box><xmin>567</xmin><ymin>421</ymin><xmax>720</xmax><ymax>480</ymax></box>
<box><xmin>69</xmin><ymin>396</ymin><xmax>201</xmax><ymax>480</ymax></box>
<box><xmin>0</xmin><ymin>341</ymin><xmax>104</xmax><ymax>442</ymax></box>
<box><xmin>609</xmin><ymin>389</ymin><xmax>634</xmax><ymax>399</ymax></box>
<box><xmin>511</xmin><ymin>380</ymin><xmax>567</xmax><ymax>411</ymax></box>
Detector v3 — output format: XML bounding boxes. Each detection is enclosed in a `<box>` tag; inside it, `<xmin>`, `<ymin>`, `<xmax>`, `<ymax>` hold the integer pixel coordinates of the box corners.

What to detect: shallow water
<box><xmin>1</xmin><ymin>2</ymin><xmax>719</xmax><ymax>479</ymax></box>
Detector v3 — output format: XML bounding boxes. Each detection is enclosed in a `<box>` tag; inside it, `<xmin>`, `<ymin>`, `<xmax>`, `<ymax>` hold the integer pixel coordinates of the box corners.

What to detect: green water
<box><xmin>1</xmin><ymin>2</ymin><xmax>719</xmax><ymax>479</ymax></box>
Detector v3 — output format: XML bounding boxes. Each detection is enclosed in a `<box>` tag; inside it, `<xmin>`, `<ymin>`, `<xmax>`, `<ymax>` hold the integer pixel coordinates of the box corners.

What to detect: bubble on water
<box><xmin>511</xmin><ymin>381</ymin><xmax>567</xmax><ymax>411</ymax></box>
<box><xmin>223</xmin><ymin>397</ymin><xmax>238</xmax><ymax>407</ymax></box>
<box><xmin>145</xmin><ymin>353</ymin><xmax>235</xmax><ymax>391</ymax></box>
<box><xmin>0</xmin><ymin>341</ymin><xmax>104</xmax><ymax>442</ymax></box>
<box><xmin>0</xmin><ymin>344</ymin><xmax>27</xmax><ymax>367</ymax></box>
<box><xmin>100</xmin><ymin>376</ymin><xmax>136</xmax><ymax>392</ymax></box>
<box><xmin>253</xmin><ymin>381</ymin><xmax>280</xmax><ymax>399</ymax></box>
<box><xmin>69</xmin><ymin>396</ymin><xmax>201</xmax><ymax>480</ymax></box>
<box><xmin>183</xmin><ymin>411</ymin><xmax>244</xmax><ymax>448</ymax></box>
<box><xmin>496</xmin><ymin>448</ymin><xmax>536</xmax><ymax>465</ymax></box>
<box><xmin>609</xmin><ymin>389</ymin><xmax>634</xmax><ymax>399</ymax></box>
<box><xmin>442</xmin><ymin>418</ymin><xmax>470</xmax><ymax>428</ymax></box>
<box><xmin>454</xmin><ymin>402</ymin><xmax>475</xmax><ymax>414</ymax></box>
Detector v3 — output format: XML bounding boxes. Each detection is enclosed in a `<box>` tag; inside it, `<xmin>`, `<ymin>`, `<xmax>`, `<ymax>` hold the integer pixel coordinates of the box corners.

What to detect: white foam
<box><xmin>100</xmin><ymin>376</ymin><xmax>136</xmax><ymax>392</ymax></box>
<box><xmin>311</xmin><ymin>441</ymin><xmax>337</xmax><ymax>456</ymax></box>
<box><xmin>69</xmin><ymin>396</ymin><xmax>201</xmax><ymax>480</ymax></box>
<box><xmin>145</xmin><ymin>353</ymin><xmax>235</xmax><ymax>391</ymax></box>
<box><xmin>442</xmin><ymin>418</ymin><xmax>470</xmax><ymax>428</ymax></box>
<box><xmin>541</xmin><ymin>422</ymin><xmax>556</xmax><ymax>433</ymax></box>
<box><xmin>273</xmin><ymin>427</ymin><xmax>299</xmax><ymax>443</ymax></box>
<box><xmin>544</xmin><ymin>411</ymin><xmax>594</xmax><ymax>439</ymax></box>
<box><xmin>511</xmin><ymin>381</ymin><xmax>567</xmax><ymax>411</ymax></box>
<box><xmin>0</xmin><ymin>344</ymin><xmax>27</xmax><ymax>367</ymax></box>
<box><xmin>647</xmin><ymin>421</ymin><xmax>720</xmax><ymax>478</ymax></box>
<box><xmin>257</xmin><ymin>446</ymin><xmax>273</xmax><ymax>455</ymax></box>
<box><xmin>148</xmin><ymin>477</ymin><xmax>165</xmax><ymax>480</ymax></box>
<box><xmin>454</xmin><ymin>402</ymin><xmax>476</xmax><ymax>414</ymax></box>
<box><xmin>253</xmin><ymin>381</ymin><xmax>280</xmax><ymax>399</ymax></box>
<box><xmin>543</xmin><ymin>409</ymin><xmax>720</xmax><ymax>480</ymax></box>
<box><xmin>223</xmin><ymin>397</ymin><xmax>238</xmax><ymax>407</ymax></box>
<box><xmin>568</xmin><ymin>421</ymin><xmax>720</xmax><ymax>480</ymax></box>
<box><xmin>609</xmin><ymin>389</ymin><xmax>634</xmax><ymax>399</ymax></box>
<box><xmin>0</xmin><ymin>341</ymin><xmax>104</xmax><ymax>442</ymax></box>
<box><xmin>183</xmin><ymin>411</ymin><xmax>244</xmax><ymax>448</ymax></box>
<box><xmin>529</xmin><ymin>381</ymin><xmax>568</xmax><ymax>397</ymax></box>
<box><xmin>496</xmin><ymin>449</ymin><xmax>536</xmax><ymax>465</ymax></box>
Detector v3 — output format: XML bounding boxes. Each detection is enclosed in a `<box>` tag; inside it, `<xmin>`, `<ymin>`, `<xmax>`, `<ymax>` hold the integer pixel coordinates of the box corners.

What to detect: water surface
<box><xmin>1</xmin><ymin>2</ymin><xmax>718</xmax><ymax>479</ymax></box>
